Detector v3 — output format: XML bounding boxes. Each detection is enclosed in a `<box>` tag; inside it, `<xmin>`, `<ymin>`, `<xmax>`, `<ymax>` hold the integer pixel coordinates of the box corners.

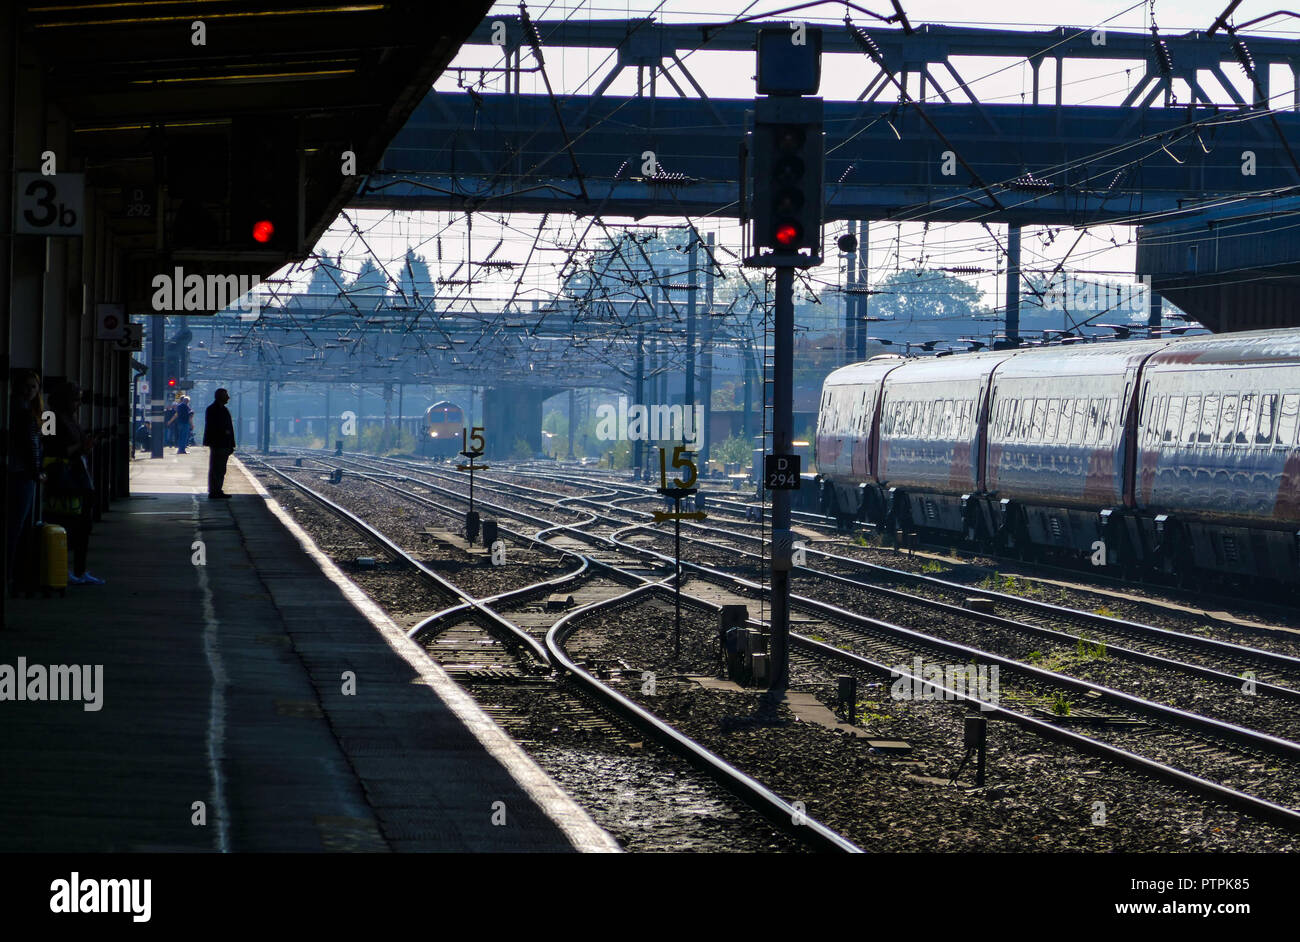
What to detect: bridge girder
<box><xmin>358</xmin><ymin>20</ymin><xmax>1300</xmax><ymax>225</ymax></box>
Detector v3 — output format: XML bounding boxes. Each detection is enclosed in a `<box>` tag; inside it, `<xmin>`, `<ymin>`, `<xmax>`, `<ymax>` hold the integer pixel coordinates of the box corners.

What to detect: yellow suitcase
<box><xmin>39</xmin><ymin>523</ymin><xmax>68</xmax><ymax>592</ymax></box>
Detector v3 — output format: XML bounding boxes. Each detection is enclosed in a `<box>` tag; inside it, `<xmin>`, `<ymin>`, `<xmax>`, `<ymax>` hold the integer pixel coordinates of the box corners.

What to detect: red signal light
<box><xmin>168</xmin><ymin>378</ymin><xmax>177</xmax><ymax>387</ymax></box>
<box><xmin>775</xmin><ymin>223</ymin><xmax>801</xmax><ymax>247</ymax></box>
<box><xmin>252</xmin><ymin>219</ymin><xmax>275</xmax><ymax>243</ymax></box>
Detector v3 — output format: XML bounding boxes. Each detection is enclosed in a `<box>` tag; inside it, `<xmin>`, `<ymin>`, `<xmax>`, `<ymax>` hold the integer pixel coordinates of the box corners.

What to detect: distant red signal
<box><xmin>252</xmin><ymin>219</ymin><xmax>275</xmax><ymax>243</ymax></box>
<box><xmin>775</xmin><ymin>223</ymin><xmax>801</xmax><ymax>247</ymax></box>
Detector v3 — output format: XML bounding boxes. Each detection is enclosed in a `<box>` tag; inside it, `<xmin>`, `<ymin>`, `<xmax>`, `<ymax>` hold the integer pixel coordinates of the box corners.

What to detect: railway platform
<box><xmin>0</xmin><ymin>447</ymin><xmax>617</xmax><ymax>853</ymax></box>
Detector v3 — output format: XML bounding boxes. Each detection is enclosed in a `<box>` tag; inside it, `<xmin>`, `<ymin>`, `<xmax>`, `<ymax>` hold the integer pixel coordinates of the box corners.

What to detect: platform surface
<box><xmin>0</xmin><ymin>446</ymin><xmax>616</xmax><ymax>853</ymax></box>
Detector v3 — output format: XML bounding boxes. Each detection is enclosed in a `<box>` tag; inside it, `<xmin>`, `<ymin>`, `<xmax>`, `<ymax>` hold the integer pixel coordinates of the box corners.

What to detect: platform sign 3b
<box><xmin>15</xmin><ymin>172</ymin><xmax>84</xmax><ymax>235</ymax></box>
<box><xmin>765</xmin><ymin>454</ymin><xmax>801</xmax><ymax>489</ymax></box>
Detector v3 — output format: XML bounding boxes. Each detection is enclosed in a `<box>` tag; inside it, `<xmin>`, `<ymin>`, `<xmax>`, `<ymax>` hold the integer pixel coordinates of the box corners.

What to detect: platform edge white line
<box><xmin>232</xmin><ymin>457</ymin><xmax>621</xmax><ymax>853</ymax></box>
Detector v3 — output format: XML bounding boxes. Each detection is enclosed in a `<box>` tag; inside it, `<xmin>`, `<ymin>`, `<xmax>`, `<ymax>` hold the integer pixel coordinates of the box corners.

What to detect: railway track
<box><xmin>380</xmin><ymin>456</ymin><xmax>1300</xmax><ymax>699</ymax></box>
<box><xmin>306</xmin><ymin>450</ymin><xmax>1300</xmax><ymax>832</ymax></box>
<box><xmin>251</xmin><ymin>454</ymin><xmax>859</xmax><ymax>853</ymax></box>
<box><xmin>503</xmin><ymin>462</ymin><xmax>1300</xmax><ymax>636</ymax></box>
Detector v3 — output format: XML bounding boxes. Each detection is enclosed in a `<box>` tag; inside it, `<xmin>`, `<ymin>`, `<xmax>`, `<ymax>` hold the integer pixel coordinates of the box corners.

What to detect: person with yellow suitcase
<box><xmin>36</xmin><ymin>521</ymin><xmax>68</xmax><ymax>595</ymax></box>
<box><xmin>43</xmin><ymin>382</ymin><xmax>103</xmax><ymax>586</ymax></box>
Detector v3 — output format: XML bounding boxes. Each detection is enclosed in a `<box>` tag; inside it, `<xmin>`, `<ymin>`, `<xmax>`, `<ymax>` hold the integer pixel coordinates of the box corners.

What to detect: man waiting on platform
<box><xmin>168</xmin><ymin>394</ymin><xmax>193</xmax><ymax>453</ymax></box>
<box><xmin>203</xmin><ymin>388</ymin><xmax>236</xmax><ymax>499</ymax></box>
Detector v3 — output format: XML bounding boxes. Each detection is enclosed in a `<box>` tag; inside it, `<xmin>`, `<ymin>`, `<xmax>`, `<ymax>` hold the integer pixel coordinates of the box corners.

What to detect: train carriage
<box><xmin>814</xmin><ymin>327</ymin><xmax>1300</xmax><ymax>589</ymax></box>
<box><xmin>1134</xmin><ymin>330</ymin><xmax>1300</xmax><ymax>583</ymax></box>
<box><xmin>983</xmin><ymin>339</ymin><xmax>1168</xmax><ymax>559</ymax></box>
<box><xmin>816</xmin><ymin>355</ymin><xmax>904</xmax><ymax>525</ymax></box>
<box><xmin>877</xmin><ymin>350</ymin><xmax>1016</xmax><ymax>538</ymax></box>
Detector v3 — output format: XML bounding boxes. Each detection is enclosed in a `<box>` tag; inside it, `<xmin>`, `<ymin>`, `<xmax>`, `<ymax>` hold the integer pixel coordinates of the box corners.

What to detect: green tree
<box><xmin>713</xmin><ymin>433</ymin><xmax>753</xmax><ymax>466</ymax></box>
<box><xmin>870</xmin><ymin>268</ymin><xmax>986</xmax><ymax>323</ymax></box>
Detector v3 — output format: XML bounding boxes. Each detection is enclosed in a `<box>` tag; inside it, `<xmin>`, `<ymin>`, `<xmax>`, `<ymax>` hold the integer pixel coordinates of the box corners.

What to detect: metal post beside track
<box><xmin>769</xmin><ymin>265</ymin><xmax>794</xmax><ymax>692</ymax></box>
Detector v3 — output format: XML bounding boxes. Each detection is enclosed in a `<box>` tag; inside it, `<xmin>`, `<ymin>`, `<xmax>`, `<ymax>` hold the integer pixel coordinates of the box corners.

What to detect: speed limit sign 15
<box><xmin>15</xmin><ymin>172</ymin><xmax>84</xmax><ymax>235</ymax></box>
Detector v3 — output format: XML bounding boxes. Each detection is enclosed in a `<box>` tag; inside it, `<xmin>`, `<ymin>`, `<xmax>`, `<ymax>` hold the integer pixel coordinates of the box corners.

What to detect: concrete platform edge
<box><xmin>233</xmin><ymin>457</ymin><xmax>621</xmax><ymax>853</ymax></box>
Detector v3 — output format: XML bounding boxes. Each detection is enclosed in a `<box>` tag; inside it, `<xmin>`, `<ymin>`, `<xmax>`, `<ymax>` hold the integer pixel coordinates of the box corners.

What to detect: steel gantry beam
<box><xmin>357</xmin><ymin>19</ymin><xmax>1300</xmax><ymax>226</ymax></box>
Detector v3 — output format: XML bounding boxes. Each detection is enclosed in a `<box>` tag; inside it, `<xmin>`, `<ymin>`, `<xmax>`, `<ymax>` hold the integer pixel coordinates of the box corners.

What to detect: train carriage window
<box><xmin>1017</xmin><ymin>398</ymin><xmax>1033</xmax><ymax>441</ymax></box>
<box><xmin>1003</xmin><ymin>399</ymin><xmax>1017</xmax><ymax>439</ymax></box>
<box><xmin>1280</xmin><ymin>394</ymin><xmax>1300</xmax><ymax>445</ymax></box>
<box><xmin>1099</xmin><ymin>400</ymin><xmax>1115</xmax><ymax>445</ymax></box>
<box><xmin>1199</xmin><ymin>395</ymin><xmax>1219</xmax><ymax>444</ymax></box>
<box><xmin>858</xmin><ymin>394</ymin><xmax>873</xmax><ymax>435</ymax></box>
<box><xmin>1158</xmin><ymin>395</ymin><xmax>1171</xmax><ymax>444</ymax></box>
<box><xmin>1030</xmin><ymin>399</ymin><xmax>1046</xmax><ymax>441</ymax></box>
<box><xmin>1237</xmin><ymin>394</ymin><xmax>1257</xmax><ymax>445</ymax></box>
<box><xmin>1217</xmin><ymin>395</ymin><xmax>1239</xmax><ymax>444</ymax></box>
<box><xmin>934</xmin><ymin>399</ymin><xmax>945</xmax><ymax>437</ymax></box>
<box><xmin>1163</xmin><ymin>396</ymin><xmax>1184</xmax><ymax>444</ymax></box>
<box><xmin>1069</xmin><ymin>398</ymin><xmax>1085</xmax><ymax>444</ymax></box>
<box><xmin>1257</xmin><ymin>394</ymin><xmax>1278</xmax><ymax>445</ymax></box>
<box><xmin>1150</xmin><ymin>395</ymin><xmax>1167</xmax><ymax>445</ymax></box>
<box><xmin>942</xmin><ymin>399</ymin><xmax>954</xmax><ymax>438</ymax></box>
<box><xmin>1140</xmin><ymin>395</ymin><xmax>1156</xmax><ymax>445</ymax></box>
<box><xmin>962</xmin><ymin>399</ymin><xmax>973</xmax><ymax>437</ymax></box>
<box><xmin>1084</xmin><ymin>399</ymin><xmax>1101</xmax><ymax>444</ymax></box>
<box><xmin>1181</xmin><ymin>396</ymin><xmax>1201</xmax><ymax>444</ymax></box>
<box><xmin>1045</xmin><ymin>399</ymin><xmax>1061</xmax><ymax>443</ymax></box>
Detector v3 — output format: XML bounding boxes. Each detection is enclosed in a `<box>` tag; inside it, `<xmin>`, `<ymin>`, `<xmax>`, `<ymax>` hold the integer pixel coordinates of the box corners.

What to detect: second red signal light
<box><xmin>750</xmin><ymin>109</ymin><xmax>823</xmax><ymax>259</ymax></box>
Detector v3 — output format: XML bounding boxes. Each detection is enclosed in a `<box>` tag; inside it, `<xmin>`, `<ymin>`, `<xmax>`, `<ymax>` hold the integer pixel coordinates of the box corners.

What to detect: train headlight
<box><xmin>430</xmin><ymin>431</ymin><xmax>438</xmax><ymax>438</ymax></box>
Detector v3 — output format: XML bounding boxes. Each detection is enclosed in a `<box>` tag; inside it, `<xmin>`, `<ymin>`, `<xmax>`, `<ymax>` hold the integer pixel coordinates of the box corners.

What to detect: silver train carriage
<box><xmin>815</xmin><ymin>329</ymin><xmax>1300</xmax><ymax>586</ymax></box>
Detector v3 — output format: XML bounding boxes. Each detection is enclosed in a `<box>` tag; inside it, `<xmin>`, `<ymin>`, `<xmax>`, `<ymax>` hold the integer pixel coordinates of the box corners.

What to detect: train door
<box><xmin>852</xmin><ymin>388</ymin><xmax>872</xmax><ymax>477</ymax></box>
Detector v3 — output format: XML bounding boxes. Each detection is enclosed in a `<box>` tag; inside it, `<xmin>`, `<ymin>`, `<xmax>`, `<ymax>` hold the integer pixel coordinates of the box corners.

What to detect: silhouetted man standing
<box><xmin>204</xmin><ymin>388</ymin><xmax>236</xmax><ymax>499</ymax></box>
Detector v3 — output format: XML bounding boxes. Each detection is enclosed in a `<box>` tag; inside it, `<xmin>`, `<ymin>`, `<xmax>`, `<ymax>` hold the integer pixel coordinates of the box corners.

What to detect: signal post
<box><xmin>744</xmin><ymin>26</ymin><xmax>824</xmax><ymax>694</ymax></box>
